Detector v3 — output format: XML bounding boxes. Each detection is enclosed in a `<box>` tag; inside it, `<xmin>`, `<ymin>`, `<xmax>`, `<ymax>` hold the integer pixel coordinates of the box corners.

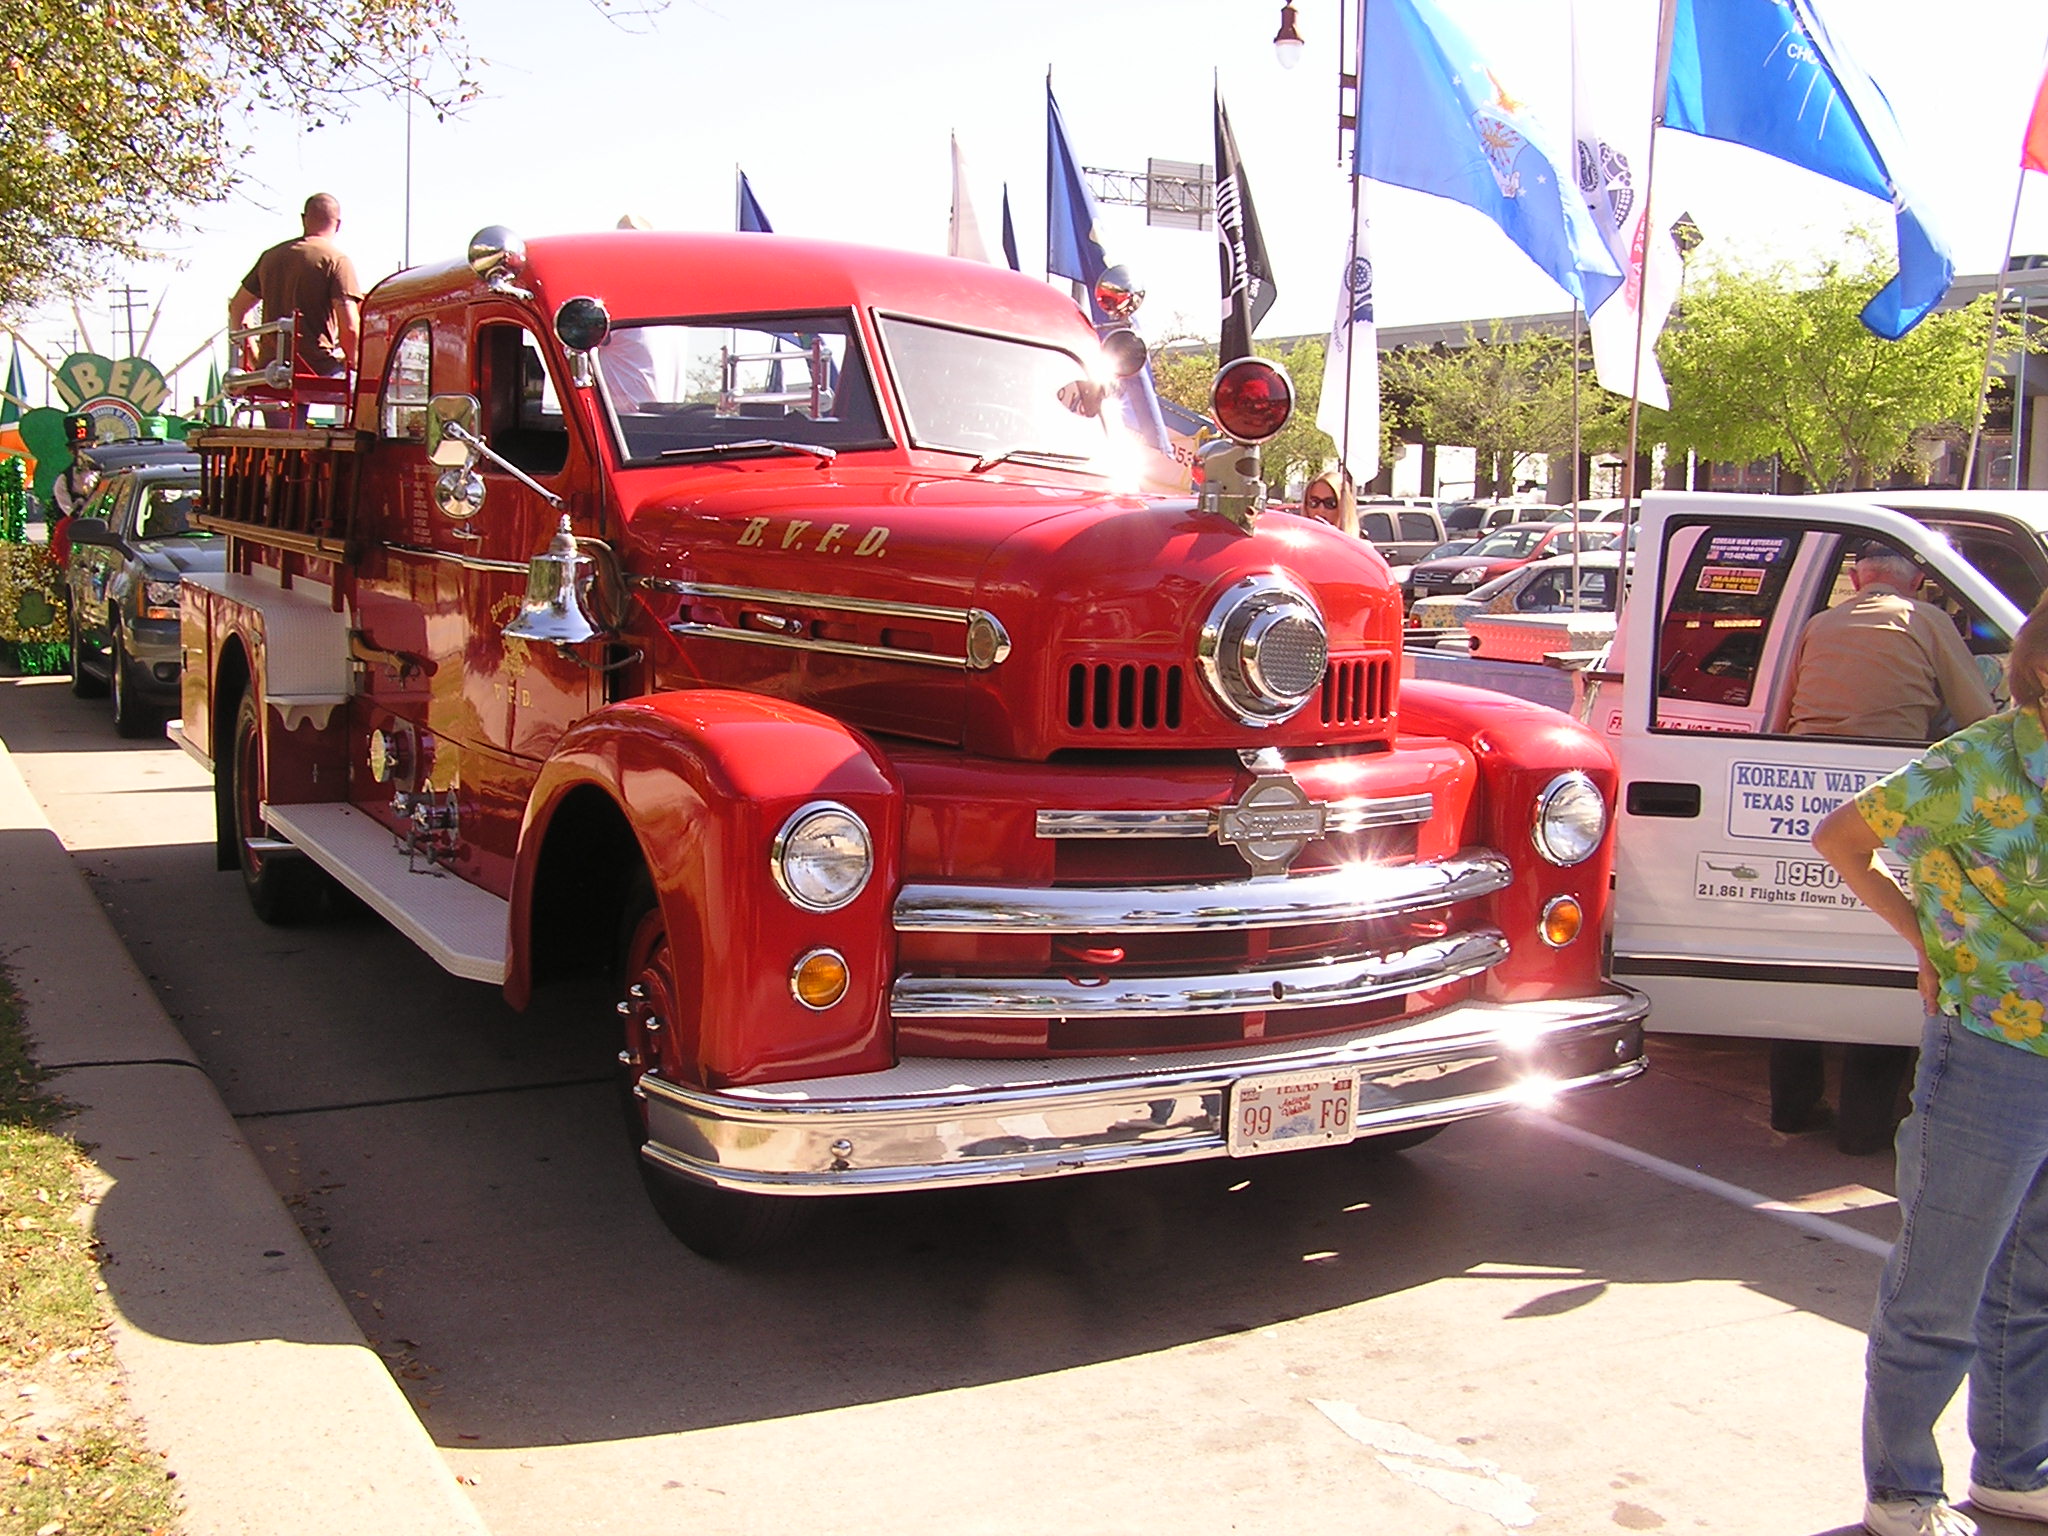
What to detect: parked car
<box><xmin>1542</xmin><ymin>499</ymin><xmax>1636</xmax><ymax>524</ymax></box>
<box><xmin>1356</xmin><ymin>500</ymin><xmax>1448</xmax><ymax>564</ymax></box>
<box><xmin>1442</xmin><ymin>499</ymin><xmax>1564</xmax><ymax>534</ymax></box>
<box><xmin>1410</xmin><ymin>549</ymin><xmax>1627</xmax><ymax>636</ymax></box>
<box><xmin>1404</xmin><ymin>521</ymin><xmax>1618</xmax><ymax>617</ymax></box>
<box><xmin>1870</xmin><ymin>490</ymin><xmax>2048</xmax><ymax>614</ymax></box>
<box><xmin>65</xmin><ymin>461</ymin><xmax>225</xmax><ymax>736</ymax></box>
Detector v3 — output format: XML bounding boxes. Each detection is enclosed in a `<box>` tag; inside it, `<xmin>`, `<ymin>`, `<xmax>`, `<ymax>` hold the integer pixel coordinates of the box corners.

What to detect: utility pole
<box><xmin>108</xmin><ymin>286</ymin><xmax>150</xmax><ymax>358</ymax></box>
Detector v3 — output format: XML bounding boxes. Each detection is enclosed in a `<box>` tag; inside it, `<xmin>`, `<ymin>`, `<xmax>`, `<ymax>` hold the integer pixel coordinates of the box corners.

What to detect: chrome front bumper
<box><xmin>640</xmin><ymin>987</ymin><xmax>1648</xmax><ymax>1195</ymax></box>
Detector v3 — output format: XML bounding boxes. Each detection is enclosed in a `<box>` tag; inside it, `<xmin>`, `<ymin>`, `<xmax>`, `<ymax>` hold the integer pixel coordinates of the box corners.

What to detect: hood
<box><xmin>135</xmin><ymin>537</ymin><xmax>229</xmax><ymax>578</ymax></box>
<box><xmin>627</xmin><ymin>466</ymin><xmax>1404</xmax><ymax>758</ymax></box>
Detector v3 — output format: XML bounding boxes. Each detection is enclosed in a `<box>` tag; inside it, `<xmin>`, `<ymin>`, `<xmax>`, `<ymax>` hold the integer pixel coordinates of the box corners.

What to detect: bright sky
<box><xmin>8</xmin><ymin>0</ymin><xmax>2048</xmax><ymax>412</ymax></box>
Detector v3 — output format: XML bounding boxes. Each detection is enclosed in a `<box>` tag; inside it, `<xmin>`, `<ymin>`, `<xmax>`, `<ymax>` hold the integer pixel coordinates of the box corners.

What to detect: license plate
<box><xmin>1228</xmin><ymin>1070</ymin><xmax>1359</xmax><ymax>1156</ymax></box>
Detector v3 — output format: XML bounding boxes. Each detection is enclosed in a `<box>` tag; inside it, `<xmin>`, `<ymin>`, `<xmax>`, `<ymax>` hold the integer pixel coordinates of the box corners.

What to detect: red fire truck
<box><xmin>179</xmin><ymin>227</ymin><xmax>1645</xmax><ymax>1256</ymax></box>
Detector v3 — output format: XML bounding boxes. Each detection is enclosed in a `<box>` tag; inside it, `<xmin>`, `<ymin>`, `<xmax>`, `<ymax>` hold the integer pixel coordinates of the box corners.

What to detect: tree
<box><xmin>2</xmin><ymin>2</ymin><xmax>657</xmax><ymax>310</ymax></box>
<box><xmin>1656</xmin><ymin>233</ymin><xmax>2020</xmax><ymax>491</ymax></box>
<box><xmin>1380</xmin><ymin>321</ymin><xmax>1626</xmax><ymax>499</ymax></box>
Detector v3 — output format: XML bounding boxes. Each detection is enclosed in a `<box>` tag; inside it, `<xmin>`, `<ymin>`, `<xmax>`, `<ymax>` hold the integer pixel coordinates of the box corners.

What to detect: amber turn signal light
<box><xmin>791</xmin><ymin>948</ymin><xmax>851</xmax><ymax>1010</ymax></box>
<box><xmin>1539</xmin><ymin>896</ymin><xmax>1583</xmax><ymax>948</ymax></box>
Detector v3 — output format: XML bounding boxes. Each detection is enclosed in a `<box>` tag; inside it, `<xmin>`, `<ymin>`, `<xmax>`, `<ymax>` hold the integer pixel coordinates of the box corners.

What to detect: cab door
<box><xmin>69</xmin><ymin>478</ymin><xmax>131</xmax><ymax>664</ymax></box>
<box><xmin>1609</xmin><ymin>498</ymin><xmax>2018</xmax><ymax>1045</ymax></box>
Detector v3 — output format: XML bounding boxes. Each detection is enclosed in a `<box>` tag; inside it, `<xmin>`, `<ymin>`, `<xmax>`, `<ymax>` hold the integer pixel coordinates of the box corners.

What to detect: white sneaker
<box><xmin>1969</xmin><ymin>1481</ymin><xmax>2048</xmax><ymax>1523</ymax></box>
<box><xmin>1864</xmin><ymin>1498</ymin><xmax>1978</xmax><ymax>1536</ymax></box>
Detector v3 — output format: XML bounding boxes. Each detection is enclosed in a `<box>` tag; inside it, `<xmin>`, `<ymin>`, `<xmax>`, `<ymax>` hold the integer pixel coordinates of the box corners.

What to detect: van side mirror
<box><xmin>426</xmin><ymin>395</ymin><xmax>482</xmax><ymax>468</ymax></box>
<box><xmin>66</xmin><ymin>516</ymin><xmax>112</xmax><ymax>547</ymax></box>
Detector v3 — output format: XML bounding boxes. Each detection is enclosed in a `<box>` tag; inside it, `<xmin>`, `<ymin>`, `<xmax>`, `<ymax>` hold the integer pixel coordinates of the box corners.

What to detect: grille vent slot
<box><xmin>1066</xmin><ymin>662</ymin><xmax>1185</xmax><ymax>731</ymax></box>
<box><xmin>1320</xmin><ymin>655</ymin><xmax>1395</xmax><ymax>726</ymax></box>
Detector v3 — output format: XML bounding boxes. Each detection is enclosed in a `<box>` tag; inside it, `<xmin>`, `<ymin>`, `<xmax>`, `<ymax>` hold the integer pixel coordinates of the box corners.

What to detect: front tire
<box><xmin>228</xmin><ymin>690</ymin><xmax>322</xmax><ymax>925</ymax></box>
<box><xmin>616</xmin><ymin>882</ymin><xmax>803</xmax><ymax>1260</ymax></box>
<box><xmin>111</xmin><ymin>628</ymin><xmax>163</xmax><ymax>739</ymax></box>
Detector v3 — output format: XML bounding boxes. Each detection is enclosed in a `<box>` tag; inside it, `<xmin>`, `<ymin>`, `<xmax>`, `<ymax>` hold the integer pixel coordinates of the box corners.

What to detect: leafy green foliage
<box><xmin>1657</xmin><ymin>232</ymin><xmax>2018</xmax><ymax>491</ymax></box>
<box><xmin>1381</xmin><ymin>321</ymin><xmax>1626</xmax><ymax>498</ymax></box>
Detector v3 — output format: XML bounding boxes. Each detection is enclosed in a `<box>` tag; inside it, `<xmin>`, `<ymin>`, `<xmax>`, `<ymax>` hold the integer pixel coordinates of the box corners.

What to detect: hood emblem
<box><xmin>1217</xmin><ymin>773</ymin><xmax>1326</xmax><ymax>876</ymax></box>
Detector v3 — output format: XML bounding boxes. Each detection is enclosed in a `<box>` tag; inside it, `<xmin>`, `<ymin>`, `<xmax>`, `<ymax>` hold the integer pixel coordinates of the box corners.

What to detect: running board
<box><xmin>260</xmin><ymin>802</ymin><xmax>510</xmax><ymax>984</ymax></box>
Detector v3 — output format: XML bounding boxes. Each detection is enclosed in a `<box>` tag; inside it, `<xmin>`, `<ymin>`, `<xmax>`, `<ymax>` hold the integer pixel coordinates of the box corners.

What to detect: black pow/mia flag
<box><xmin>1215</xmin><ymin>88</ymin><xmax>1277</xmax><ymax>365</ymax></box>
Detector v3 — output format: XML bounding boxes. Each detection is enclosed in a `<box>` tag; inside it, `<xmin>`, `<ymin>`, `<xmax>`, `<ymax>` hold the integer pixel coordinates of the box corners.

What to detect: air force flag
<box><xmin>1358</xmin><ymin>0</ymin><xmax>1622</xmax><ymax>312</ymax></box>
<box><xmin>1662</xmin><ymin>0</ymin><xmax>1953</xmax><ymax>338</ymax></box>
<box><xmin>1318</xmin><ymin>192</ymin><xmax>1380</xmax><ymax>487</ymax></box>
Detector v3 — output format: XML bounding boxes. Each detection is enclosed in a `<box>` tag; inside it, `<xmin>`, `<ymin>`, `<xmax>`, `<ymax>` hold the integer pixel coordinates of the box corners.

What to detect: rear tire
<box><xmin>615</xmin><ymin>880</ymin><xmax>804</xmax><ymax>1260</ymax></box>
<box><xmin>111</xmin><ymin>629</ymin><xmax>163</xmax><ymax>739</ymax></box>
<box><xmin>68</xmin><ymin>610</ymin><xmax>106</xmax><ymax>699</ymax></box>
<box><xmin>228</xmin><ymin>690</ymin><xmax>323</xmax><ymax>925</ymax></box>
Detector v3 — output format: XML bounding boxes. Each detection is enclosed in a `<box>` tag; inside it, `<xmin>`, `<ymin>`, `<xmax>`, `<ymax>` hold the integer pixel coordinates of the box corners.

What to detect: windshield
<box><xmin>877</xmin><ymin>315</ymin><xmax>1112</xmax><ymax>466</ymax></box>
<box><xmin>128</xmin><ymin>483</ymin><xmax>204</xmax><ymax>541</ymax></box>
<box><xmin>595</xmin><ymin>313</ymin><xmax>888</xmax><ymax>463</ymax></box>
<box><xmin>1421</xmin><ymin>539</ymin><xmax>1474</xmax><ymax>561</ymax></box>
<box><xmin>1469</xmin><ymin>527</ymin><xmax>1545</xmax><ymax>559</ymax></box>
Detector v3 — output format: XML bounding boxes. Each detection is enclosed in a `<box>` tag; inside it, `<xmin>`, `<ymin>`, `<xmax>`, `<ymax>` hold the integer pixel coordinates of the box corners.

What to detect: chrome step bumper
<box><xmin>639</xmin><ymin>987</ymin><xmax>1648</xmax><ymax>1195</ymax></box>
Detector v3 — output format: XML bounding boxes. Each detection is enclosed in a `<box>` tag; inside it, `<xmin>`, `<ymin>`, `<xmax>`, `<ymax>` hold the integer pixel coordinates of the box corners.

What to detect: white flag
<box><xmin>1317</xmin><ymin>189</ymin><xmax>1380</xmax><ymax>486</ymax></box>
<box><xmin>948</xmin><ymin>132</ymin><xmax>991</xmax><ymax>264</ymax></box>
<box><xmin>1572</xmin><ymin>0</ymin><xmax>1679</xmax><ymax>410</ymax></box>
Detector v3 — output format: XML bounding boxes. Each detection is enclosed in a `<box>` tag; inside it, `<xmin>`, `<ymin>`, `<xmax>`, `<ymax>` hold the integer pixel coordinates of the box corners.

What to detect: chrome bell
<box><xmin>502</xmin><ymin>515</ymin><xmax>598</xmax><ymax>646</ymax></box>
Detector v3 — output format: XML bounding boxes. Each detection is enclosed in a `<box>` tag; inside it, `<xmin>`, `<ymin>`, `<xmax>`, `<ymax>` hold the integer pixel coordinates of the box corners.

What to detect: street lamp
<box><xmin>1273</xmin><ymin>2</ymin><xmax>1305</xmax><ymax>68</ymax></box>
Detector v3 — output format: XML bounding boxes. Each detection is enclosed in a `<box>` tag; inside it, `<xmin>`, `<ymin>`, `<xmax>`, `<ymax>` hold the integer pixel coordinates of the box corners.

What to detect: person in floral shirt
<box><xmin>1813</xmin><ymin>603</ymin><xmax>2048</xmax><ymax>1536</ymax></box>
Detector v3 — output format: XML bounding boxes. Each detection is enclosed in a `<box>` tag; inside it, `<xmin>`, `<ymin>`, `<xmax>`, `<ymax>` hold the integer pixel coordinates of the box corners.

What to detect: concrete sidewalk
<box><xmin>0</xmin><ymin>741</ymin><xmax>490</xmax><ymax>1536</ymax></box>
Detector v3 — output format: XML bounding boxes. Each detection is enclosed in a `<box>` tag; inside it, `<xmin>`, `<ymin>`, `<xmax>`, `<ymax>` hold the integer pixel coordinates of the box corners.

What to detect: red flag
<box><xmin>2026</xmin><ymin>64</ymin><xmax>2048</xmax><ymax>173</ymax></box>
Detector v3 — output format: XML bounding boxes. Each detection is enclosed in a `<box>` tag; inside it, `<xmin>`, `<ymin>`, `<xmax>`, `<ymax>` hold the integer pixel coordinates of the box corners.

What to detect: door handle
<box><xmin>1626</xmin><ymin>781</ymin><xmax>1701</xmax><ymax>818</ymax></box>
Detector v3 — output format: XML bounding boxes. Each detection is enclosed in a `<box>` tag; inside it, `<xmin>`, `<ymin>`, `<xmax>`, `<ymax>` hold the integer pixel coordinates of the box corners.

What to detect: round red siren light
<box><xmin>1211</xmin><ymin>358</ymin><xmax>1293</xmax><ymax>445</ymax></box>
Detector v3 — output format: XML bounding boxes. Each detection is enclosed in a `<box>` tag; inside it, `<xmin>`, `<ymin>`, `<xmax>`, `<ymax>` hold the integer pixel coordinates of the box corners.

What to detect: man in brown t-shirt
<box><xmin>227</xmin><ymin>193</ymin><xmax>364</xmax><ymax>418</ymax></box>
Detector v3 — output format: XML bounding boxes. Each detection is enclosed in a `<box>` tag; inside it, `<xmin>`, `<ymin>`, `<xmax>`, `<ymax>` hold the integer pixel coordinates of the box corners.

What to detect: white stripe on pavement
<box><xmin>1531</xmin><ymin>1116</ymin><xmax>1894</xmax><ymax>1259</ymax></box>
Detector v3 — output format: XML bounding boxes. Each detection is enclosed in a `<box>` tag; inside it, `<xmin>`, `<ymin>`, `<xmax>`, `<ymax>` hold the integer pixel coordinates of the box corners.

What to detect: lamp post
<box><xmin>1273</xmin><ymin>3</ymin><xmax>1305</xmax><ymax>68</ymax></box>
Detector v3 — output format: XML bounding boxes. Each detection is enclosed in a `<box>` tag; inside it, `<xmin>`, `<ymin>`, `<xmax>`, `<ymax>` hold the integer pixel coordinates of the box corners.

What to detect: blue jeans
<box><xmin>1865</xmin><ymin>1012</ymin><xmax>2048</xmax><ymax>1502</ymax></box>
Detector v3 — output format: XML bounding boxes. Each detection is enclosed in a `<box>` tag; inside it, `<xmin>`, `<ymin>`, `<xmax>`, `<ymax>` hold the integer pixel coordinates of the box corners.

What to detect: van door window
<box><xmin>1399</xmin><ymin>512</ymin><xmax>1438</xmax><ymax>541</ymax></box>
<box><xmin>1653</xmin><ymin>523</ymin><xmax>1806</xmax><ymax>729</ymax></box>
<box><xmin>1360</xmin><ymin>512</ymin><xmax>1395</xmax><ymax>541</ymax></box>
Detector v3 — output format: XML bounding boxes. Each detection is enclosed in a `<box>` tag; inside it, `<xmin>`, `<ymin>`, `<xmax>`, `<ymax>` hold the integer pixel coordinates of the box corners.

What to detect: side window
<box><xmin>1940</xmin><ymin>529</ymin><xmax>2044</xmax><ymax>614</ymax></box>
<box><xmin>1516</xmin><ymin>571</ymin><xmax>1568</xmax><ymax>610</ymax></box>
<box><xmin>1399</xmin><ymin>512</ymin><xmax>1437</xmax><ymax>541</ymax></box>
<box><xmin>380</xmin><ymin>321</ymin><xmax>431</xmax><ymax>442</ymax></box>
<box><xmin>1360</xmin><ymin>512</ymin><xmax>1395</xmax><ymax>542</ymax></box>
<box><xmin>1653</xmin><ymin>524</ymin><xmax>1804</xmax><ymax>726</ymax></box>
<box><xmin>478</xmin><ymin>324</ymin><xmax>568</xmax><ymax>477</ymax></box>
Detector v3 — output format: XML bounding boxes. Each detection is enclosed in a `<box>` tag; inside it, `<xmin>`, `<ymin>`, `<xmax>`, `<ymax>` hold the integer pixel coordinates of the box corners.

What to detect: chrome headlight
<box><xmin>142</xmin><ymin>579</ymin><xmax>182</xmax><ymax>617</ymax></box>
<box><xmin>1197</xmin><ymin>574</ymin><xmax>1328</xmax><ymax>725</ymax></box>
<box><xmin>1451</xmin><ymin>567</ymin><xmax>1487</xmax><ymax>586</ymax></box>
<box><xmin>1533</xmin><ymin>771</ymin><xmax>1606</xmax><ymax>866</ymax></box>
<box><xmin>772</xmin><ymin>802</ymin><xmax>873</xmax><ymax>910</ymax></box>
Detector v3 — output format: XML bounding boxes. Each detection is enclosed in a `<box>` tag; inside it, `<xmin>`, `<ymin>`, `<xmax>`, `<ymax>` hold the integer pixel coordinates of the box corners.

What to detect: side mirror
<box><xmin>1094</xmin><ymin>265</ymin><xmax>1144</xmax><ymax>322</ymax></box>
<box><xmin>426</xmin><ymin>395</ymin><xmax>481</xmax><ymax>468</ymax></box>
<box><xmin>66</xmin><ymin>516</ymin><xmax>112</xmax><ymax>547</ymax></box>
<box><xmin>1101</xmin><ymin>328</ymin><xmax>1149</xmax><ymax>380</ymax></box>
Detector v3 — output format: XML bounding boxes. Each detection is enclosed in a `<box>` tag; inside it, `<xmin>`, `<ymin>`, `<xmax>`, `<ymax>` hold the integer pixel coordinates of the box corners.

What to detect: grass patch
<box><xmin>0</xmin><ymin>967</ymin><xmax>181</xmax><ymax>1535</ymax></box>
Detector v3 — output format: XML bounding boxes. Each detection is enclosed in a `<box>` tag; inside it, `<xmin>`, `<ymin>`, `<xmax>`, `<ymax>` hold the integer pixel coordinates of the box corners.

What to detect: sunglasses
<box><xmin>1304</xmin><ymin>494</ymin><xmax>1338</xmax><ymax>510</ymax></box>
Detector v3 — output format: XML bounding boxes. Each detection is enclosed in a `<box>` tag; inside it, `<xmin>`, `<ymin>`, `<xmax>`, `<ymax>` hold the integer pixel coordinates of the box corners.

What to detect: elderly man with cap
<box><xmin>1766</xmin><ymin>542</ymin><xmax>1999</xmax><ymax>1153</ymax></box>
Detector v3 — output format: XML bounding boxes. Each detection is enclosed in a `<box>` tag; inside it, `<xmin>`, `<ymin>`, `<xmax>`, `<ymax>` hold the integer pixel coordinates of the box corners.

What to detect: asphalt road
<box><xmin>1</xmin><ymin>671</ymin><xmax>2010</xmax><ymax>1536</ymax></box>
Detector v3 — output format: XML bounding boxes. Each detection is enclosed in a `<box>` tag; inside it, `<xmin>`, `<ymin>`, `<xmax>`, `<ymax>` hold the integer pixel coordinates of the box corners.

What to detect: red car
<box><xmin>1404</xmin><ymin>521</ymin><xmax>1617</xmax><ymax>619</ymax></box>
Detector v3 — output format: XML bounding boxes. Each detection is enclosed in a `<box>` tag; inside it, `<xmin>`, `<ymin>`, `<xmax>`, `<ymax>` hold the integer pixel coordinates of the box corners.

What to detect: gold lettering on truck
<box><xmin>729</xmin><ymin>518</ymin><xmax>890</xmax><ymax>558</ymax></box>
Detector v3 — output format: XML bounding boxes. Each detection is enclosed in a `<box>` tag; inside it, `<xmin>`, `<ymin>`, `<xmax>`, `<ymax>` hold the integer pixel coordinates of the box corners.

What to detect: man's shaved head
<box><xmin>302</xmin><ymin>194</ymin><xmax>342</xmax><ymax>233</ymax></box>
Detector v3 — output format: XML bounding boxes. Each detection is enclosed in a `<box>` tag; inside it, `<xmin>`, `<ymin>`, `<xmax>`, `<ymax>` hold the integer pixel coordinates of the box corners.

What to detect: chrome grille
<box><xmin>1321</xmin><ymin>655</ymin><xmax>1395</xmax><ymax>726</ymax></box>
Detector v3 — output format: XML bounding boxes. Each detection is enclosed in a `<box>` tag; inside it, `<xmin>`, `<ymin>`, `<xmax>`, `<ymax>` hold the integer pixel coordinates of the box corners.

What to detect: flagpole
<box><xmin>1571</xmin><ymin>301</ymin><xmax>1583</xmax><ymax>611</ymax></box>
<box><xmin>1340</xmin><ymin>2</ymin><xmax>1367</xmax><ymax>488</ymax></box>
<box><xmin>1963</xmin><ymin>175</ymin><xmax>2029</xmax><ymax>490</ymax></box>
<box><xmin>1623</xmin><ymin>0</ymin><xmax>1682</xmax><ymax>506</ymax></box>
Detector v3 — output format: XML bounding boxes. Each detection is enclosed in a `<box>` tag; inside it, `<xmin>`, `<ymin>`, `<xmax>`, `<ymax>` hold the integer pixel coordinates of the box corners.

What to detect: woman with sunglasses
<box><xmin>1300</xmin><ymin>471</ymin><xmax>1358</xmax><ymax>538</ymax></box>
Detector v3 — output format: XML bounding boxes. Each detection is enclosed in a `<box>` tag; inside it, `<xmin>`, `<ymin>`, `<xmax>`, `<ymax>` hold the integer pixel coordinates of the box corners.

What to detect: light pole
<box><xmin>1273</xmin><ymin>3</ymin><xmax>1305</xmax><ymax>69</ymax></box>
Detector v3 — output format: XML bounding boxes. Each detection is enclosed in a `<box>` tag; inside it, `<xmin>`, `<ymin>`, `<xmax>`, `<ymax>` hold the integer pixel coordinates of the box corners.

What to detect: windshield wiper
<box><xmin>969</xmin><ymin>446</ymin><xmax>1093</xmax><ymax>474</ymax></box>
<box><xmin>656</xmin><ymin>439</ymin><xmax>837</xmax><ymax>466</ymax></box>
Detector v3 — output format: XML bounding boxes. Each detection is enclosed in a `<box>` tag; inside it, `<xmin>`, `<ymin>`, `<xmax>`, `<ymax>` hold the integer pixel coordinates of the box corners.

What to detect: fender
<box><xmin>1399</xmin><ymin>679</ymin><xmax>1620</xmax><ymax>1000</ymax></box>
<box><xmin>510</xmin><ymin>690</ymin><xmax>903</xmax><ymax>1087</ymax></box>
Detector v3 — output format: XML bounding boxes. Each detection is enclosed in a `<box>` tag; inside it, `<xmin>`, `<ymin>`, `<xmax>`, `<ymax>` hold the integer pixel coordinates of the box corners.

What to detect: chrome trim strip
<box><xmin>635</xmin><ymin>987</ymin><xmax>1649</xmax><ymax>1194</ymax></box>
<box><xmin>650</xmin><ymin>577</ymin><xmax>975</xmax><ymax>626</ymax></box>
<box><xmin>381</xmin><ymin>543</ymin><xmax>532</xmax><ymax>575</ymax></box>
<box><xmin>890</xmin><ymin>927</ymin><xmax>1506</xmax><ymax>1018</ymax></box>
<box><xmin>669</xmin><ymin>621</ymin><xmax>967</xmax><ymax>669</ymax></box>
<box><xmin>1035</xmin><ymin>809</ymin><xmax>1214</xmax><ymax>839</ymax></box>
<box><xmin>1032</xmin><ymin>792</ymin><xmax>1433</xmax><ymax>841</ymax></box>
<box><xmin>894</xmin><ymin>847</ymin><xmax>1512</xmax><ymax>934</ymax></box>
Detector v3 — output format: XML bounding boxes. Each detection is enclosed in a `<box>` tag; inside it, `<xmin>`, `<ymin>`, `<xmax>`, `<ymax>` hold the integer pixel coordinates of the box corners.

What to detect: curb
<box><xmin>0</xmin><ymin>739</ymin><xmax>492</xmax><ymax>1536</ymax></box>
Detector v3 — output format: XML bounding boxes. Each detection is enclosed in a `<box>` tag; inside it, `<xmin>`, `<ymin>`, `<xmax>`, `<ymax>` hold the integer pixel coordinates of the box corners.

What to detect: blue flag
<box><xmin>1046</xmin><ymin>83</ymin><xmax>1171</xmax><ymax>454</ymax></box>
<box><xmin>1357</xmin><ymin>0</ymin><xmax>1622</xmax><ymax>311</ymax></box>
<box><xmin>737</xmin><ymin>171</ymin><xmax>774</xmax><ymax>234</ymax></box>
<box><xmin>1662</xmin><ymin>0</ymin><xmax>1951</xmax><ymax>338</ymax></box>
<box><xmin>1001</xmin><ymin>185</ymin><xmax>1021</xmax><ymax>273</ymax></box>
